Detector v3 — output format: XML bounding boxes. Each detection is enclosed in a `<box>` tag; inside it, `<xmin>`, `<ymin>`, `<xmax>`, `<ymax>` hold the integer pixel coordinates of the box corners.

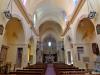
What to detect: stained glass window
<box><xmin>48</xmin><ymin>41</ymin><xmax>51</xmax><ymax>47</ymax></box>
<box><xmin>33</xmin><ymin>14</ymin><xmax>36</xmax><ymax>25</ymax></box>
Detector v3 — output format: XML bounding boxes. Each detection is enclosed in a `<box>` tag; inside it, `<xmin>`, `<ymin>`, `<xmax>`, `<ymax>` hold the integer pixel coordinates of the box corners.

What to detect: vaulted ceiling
<box><xmin>0</xmin><ymin>0</ymin><xmax>84</xmax><ymax>37</ymax></box>
<box><xmin>39</xmin><ymin>21</ymin><xmax>62</xmax><ymax>37</ymax></box>
<box><xmin>23</xmin><ymin>0</ymin><xmax>77</xmax><ymax>32</ymax></box>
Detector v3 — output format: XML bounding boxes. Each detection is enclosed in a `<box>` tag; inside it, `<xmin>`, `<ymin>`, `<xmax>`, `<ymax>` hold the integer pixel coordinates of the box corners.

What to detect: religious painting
<box><xmin>96</xmin><ymin>24</ymin><xmax>100</xmax><ymax>34</ymax></box>
<box><xmin>0</xmin><ymin>25</ymin><xmax>4</xmax><ymax>35</ymax></box>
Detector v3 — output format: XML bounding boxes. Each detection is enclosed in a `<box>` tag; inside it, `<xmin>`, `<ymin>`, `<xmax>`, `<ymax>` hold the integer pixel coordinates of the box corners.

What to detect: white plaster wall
<box><xmin>0</xmin><ymin>0</ymin><xmax>37</xmax><ymax>70</ymax></box>
<box><xmin>64</xmin><ymin>29</ymin><xmax>73</xmax><ymax>64</ymax></box>
<box><xmin>64</xmin><ymin>0</ymin><xmax>100</xmax><ymax>69</ymax></box>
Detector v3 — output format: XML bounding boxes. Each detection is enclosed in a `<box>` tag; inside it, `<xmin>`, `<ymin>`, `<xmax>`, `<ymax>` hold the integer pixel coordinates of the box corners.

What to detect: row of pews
<box><xmin>0</xmin><ymin>63</ymin><xmax>100</xmax><ymax>75</ymax></box>
<box><xmin>9</xmin><ymin>63</ymin><xmax>47</xmax><ymax>75</ymax></box>
<box><xmin>54</xmin><ymin>63</ymin><xmax>87</xmax><ymax>75</ymax></box>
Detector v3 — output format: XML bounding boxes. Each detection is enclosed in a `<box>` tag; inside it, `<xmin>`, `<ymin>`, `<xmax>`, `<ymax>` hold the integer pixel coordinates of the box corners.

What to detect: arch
<box><xmin>74</xmin><ymin>17</ymin><xmax>98</xmax><ymax>69</ymax></box>
<box><xmin>42</xmin><ymin>34</ymin><xmax>58</xmax><ymax>63</ymax></box>
<box><xmin>4</xmin><ymin>14</ymin><xmax>27</xmax><ymax>42</ymax></box>
<box><xmin>33</xmin><ymin>0</ymin><xmax>67</xmax><ymax>30</ymax></box>
<box><xmin>36</xmin><ymin>15</ymin><xmax>64</xmax><ymax>30</ymax></box>
<box><xmin>41</xmin><ymin>31</ymin><xmax>61</xmax><ymax>42</ymax></box>
<box><xmin>3</xmin><ymin>17</ymin><xmax>25</xmax><ymax>44</ymax></box>
<box><xmin>39</xmin><ymin>20</ymin><xmax>63</xmax><ymax>37</ymax></box>
<box><xmin>76</xmin><ymin>18</ymin><xmax>96</xmax><ymax>43</ymax></box>
<box><xmin>2</xmin><ymin>17</ymin><xmax>26</xmax><ymax>68</ymax></box>
<box><xmin>33</xmin><ymin>0</ymin><xmax>65</xmax><ymax>15</ymax></box>
<box><xmin>43</xmin><ymin>35</ymin><xmax>57</xmax><ymax>50</ymax></box>
<box><xmin>74</xmin><ymin>14</ymin><xmax>88</xmax><ymax>40</ymax></box>
<box><xmin>12</xmin><ymin>14</ymin><xmax>27</xmax><ymax>41</ymax></box>
<box><xmin>75</xmin><ymin>14</ymin><xmax>88</xmax><ymax>31</ymax></box>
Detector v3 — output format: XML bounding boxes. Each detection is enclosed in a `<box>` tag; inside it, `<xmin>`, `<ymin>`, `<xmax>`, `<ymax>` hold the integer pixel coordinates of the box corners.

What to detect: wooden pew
<box><xmin>59</xmin><ymin>71</ymin><xmax>86</xmax><ymax>75</ymax></box>
<box><xmin>53</xmin><ymin>63</ymin><xmax>87</xmax><ymax>75</ymax></box>
<box><xmin>9</xmin><ymin>64</ymin><xmax>47</xmax><ymax>75</ymax></box>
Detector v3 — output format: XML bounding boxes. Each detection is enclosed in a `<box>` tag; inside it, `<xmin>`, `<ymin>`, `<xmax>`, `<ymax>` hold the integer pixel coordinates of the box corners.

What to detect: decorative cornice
<box><xmin>61</xmin><ymin>0</ymin><xmax>86</xmax><ymax>36</ymax></box>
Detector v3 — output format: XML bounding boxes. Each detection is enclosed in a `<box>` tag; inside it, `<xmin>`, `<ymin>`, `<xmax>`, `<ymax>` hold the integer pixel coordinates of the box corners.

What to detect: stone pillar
<box><xmin>22</xmin><ymin>45</ymin><xmax>29</xmax><ymax>68</ymax></box>
<box><xmin>37</xmin><ymin>50</ymin><xmax>42</xmax><ymax>63</ymax></box>
<box><xmin>64</xmin><ymin>49</ymin><xmax>67</xmax><ymax>64</ymax></box>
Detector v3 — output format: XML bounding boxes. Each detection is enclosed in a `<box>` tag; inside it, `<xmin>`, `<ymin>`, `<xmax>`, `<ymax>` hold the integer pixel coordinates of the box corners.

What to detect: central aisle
<box><xmin>45</xmin><ymin>64</ymin><xmax>56</xmax><ymax>75</ymax></box>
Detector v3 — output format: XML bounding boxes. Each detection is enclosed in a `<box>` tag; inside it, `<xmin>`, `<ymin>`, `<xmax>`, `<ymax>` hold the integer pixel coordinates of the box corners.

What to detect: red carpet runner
<box><xmin>45</xmin><ymin>64</ymin><xmax>56</xmax><ymax>75</ymax></box>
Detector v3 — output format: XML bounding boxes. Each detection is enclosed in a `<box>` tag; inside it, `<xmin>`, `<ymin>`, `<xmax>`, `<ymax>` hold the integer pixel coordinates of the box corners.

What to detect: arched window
<box><xmin>48</xmin><ymin>41</ymin><xmax>52</xmax><ymax>47</ymax></box>
<box><xmin>33</xmin><ymin>14</ymin><xmax>36</xmax><ymax>25</ymax></box>
<box><xmin>22</xmin><ymin>0</ymin><xmax>27</xmax><ymax>6</ymax></box>
<box><xmin>32</xmin><ymin>14</ymin><xmax>37</xmax><ymax>27</ymax></box>
<box><xmin>62</xmin><ymin>10</ymin><xmax>67</xmax><ymax>22</ymax></box>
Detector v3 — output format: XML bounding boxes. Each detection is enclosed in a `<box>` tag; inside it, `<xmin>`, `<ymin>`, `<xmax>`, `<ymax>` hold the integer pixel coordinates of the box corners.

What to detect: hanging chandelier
<box><xmin>3</xmin><ymin>0</ymin><xmax>13</xmax><ymax>19</ymax></box>
<box><xmin>4</xmin><ymin>10</ymin><xmax>12</xmax><ymax>19</ymax></box>
<box><xmin>88</xmin><ymin>11</ymin><xmax>96</xmax><ymax>19</ymax></box>
<box><xmin>87</xmin><ymin>0</ymin><xmax>96</xmax><ymax>19</ymax></box>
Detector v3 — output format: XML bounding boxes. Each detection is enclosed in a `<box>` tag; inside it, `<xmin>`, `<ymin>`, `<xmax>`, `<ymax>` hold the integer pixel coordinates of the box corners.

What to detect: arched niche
<box><xmin>75</xmin><ymin>18</ymin><xmax>98</xmax><ymax>69</ymax></box>
<box><xmin>42</xmin><ymin>35</ymin><xmax>58</xmax><ymax>63</ymax></box>
<box><xmin>39</xmin><ymin>20</ymin><xmax>63</xmax><ymax>37</ymax></box>
<box><xmin>2</xmin><ymin>17</ymin><xmax>25</xmax><ymax>68</ymax></box>
<box><xmin>76</xmin><ymin>18</ymin><xmax>96</xmax><ymax>43</ymax></box>
<box><xmin>42</xmin><ymin>35</ymin><xmax>57</xmax><ymax>53</ymax></box>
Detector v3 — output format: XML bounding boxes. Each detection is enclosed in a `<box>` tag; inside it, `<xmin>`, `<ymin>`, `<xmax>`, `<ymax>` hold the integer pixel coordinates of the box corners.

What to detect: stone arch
<box><xmin>36</xmin><ymin>16</ymin><xmax>63</xmax><ymax>30</ymax></box>
<box><xmin>11</xmin><ymin>14</ymin><xmax>27</xmax><ymax>41</ymax></box>
<box><xmin>39</xmin><ymin>20</ymin><xmax>63</xmax><ymax>37</ymax></box>
<box><xmin>76</xmin><ymin>18</ymin><xmax>96</xmax><ymax>43</ymax></box>
<box><xmin>43</xmin><ymin>35</ymin><xmax>57</xmax><ymax>50</ymax></box>
<box><xmin>2</xmin><ymin>17</ymin><xmax>26</xmax><ymax>69</ymax></box>
<box><xmin>42</xmin><ymin>35</ymin><xmax>58</xmax><ymax>63</ymax></box>
<box><xmin>75</xmin><ymin>17</ymin><xmax>97</xmax><ymax>69</ymax></box>
<box><xmin>41</xmin><ymin>31</ymin><xmax>61</xmax><ymax>42</ymax></box>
